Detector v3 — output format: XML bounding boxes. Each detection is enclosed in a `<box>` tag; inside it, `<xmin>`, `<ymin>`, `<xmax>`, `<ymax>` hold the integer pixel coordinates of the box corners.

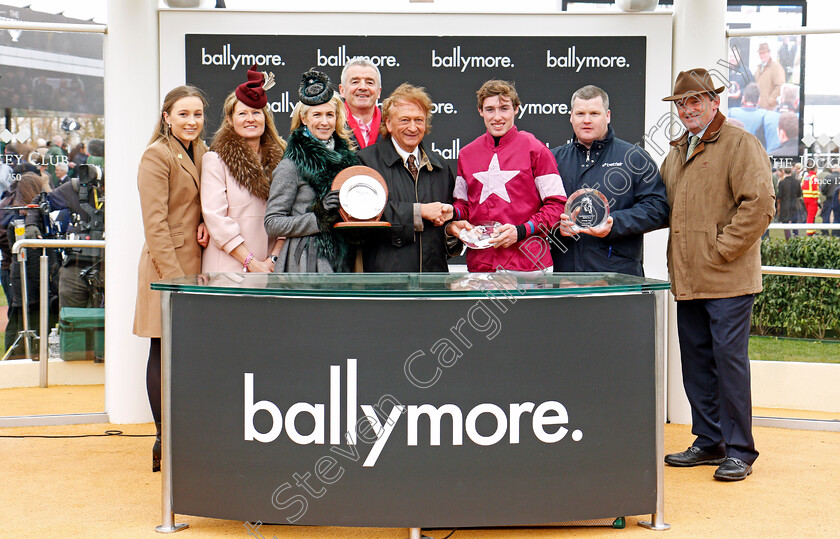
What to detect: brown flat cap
<box><xmin>662</xmin><ymin>68</ymin><xmax>726</xmax><ymax>102</ymax></box>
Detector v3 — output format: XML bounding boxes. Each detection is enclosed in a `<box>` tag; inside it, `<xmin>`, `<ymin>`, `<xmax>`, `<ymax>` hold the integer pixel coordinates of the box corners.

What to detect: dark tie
<box><xmin>406</xmin><ymin>154</ymin><xmax>418</xmax><ymax>180</ymax></box>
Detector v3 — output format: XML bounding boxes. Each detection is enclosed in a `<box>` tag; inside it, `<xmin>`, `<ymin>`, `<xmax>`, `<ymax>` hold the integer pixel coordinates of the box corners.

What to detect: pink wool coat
<box><xmin>200</xmin><ymin>151</ymin><xmax>277</xmax><ymax>272</ymax></box>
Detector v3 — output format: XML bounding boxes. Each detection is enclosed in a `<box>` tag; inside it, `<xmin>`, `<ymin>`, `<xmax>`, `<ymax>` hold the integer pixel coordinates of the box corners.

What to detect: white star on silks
<box><xmin>474</xmin><ymin>153</ymin><xmax>518</xmax><ymax>204</ymax></box>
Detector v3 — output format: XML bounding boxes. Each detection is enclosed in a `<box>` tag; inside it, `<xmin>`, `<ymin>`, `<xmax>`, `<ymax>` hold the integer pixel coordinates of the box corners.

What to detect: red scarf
<box><xmin>345</xmin><ymin>102</ymin><xmax>381</xmax><ymax>149</ymax></box>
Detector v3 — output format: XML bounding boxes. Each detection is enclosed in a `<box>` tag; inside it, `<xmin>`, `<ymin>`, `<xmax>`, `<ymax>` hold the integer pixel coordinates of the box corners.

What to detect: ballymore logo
<box><xmin>517</xmin><ymin>102</ymin><xmax>570</xmax><ymax>119</ymax></box>
<box><xmin>546</xmin><ymin>46</ymin><xmax>630</xmax><ymax>72</ymax></box>
<box><xmin>245</xmin><ymin>359</ymin><xmax>582</xmax><ymax>467</ymax></box>
<box><xmin>201</xmin><ymin>44</ymin><xmax>286</xmax><ymax>70</ymax></box>
<box><xmin>431</xmin><ymin>47</ymin><xmax>515</xmax><ymax>72</ymax></box>
<box><xmin>267</xmin><ymin>91</ymin><xmax>295</xmax><ymax>116</ymax></box>
<box><xmin>431</xmin><ymin>138</ymin><xmax>461</xmax><ymax>160</ymax></box>
<box><xmin>316</xmin><ymin>46</ymin><xmax>399</xmax><ymax>67</ymax></box>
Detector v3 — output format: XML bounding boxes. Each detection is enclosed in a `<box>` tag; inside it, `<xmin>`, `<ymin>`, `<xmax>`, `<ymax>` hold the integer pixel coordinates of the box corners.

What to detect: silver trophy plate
<box><xmin>338</xmin><ymin>174</ymin><xmax>387</xmax><ymax>221</ymax></box>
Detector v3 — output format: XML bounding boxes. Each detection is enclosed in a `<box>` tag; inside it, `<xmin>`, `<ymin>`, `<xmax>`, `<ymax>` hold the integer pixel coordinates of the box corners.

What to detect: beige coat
<box><xmin>754</xmin><ymin>59</ymin><xmax>785</xmax><ymax>111</ymax></box>
<box><xmin>660</xmin><ymin>111</ymin><xmax>775</xmax><ymax>301</ymax></box>
<box><xmin>133</xmin><ymin>138</ymin><xmax>206</xmax><ymax>338</ymax></box>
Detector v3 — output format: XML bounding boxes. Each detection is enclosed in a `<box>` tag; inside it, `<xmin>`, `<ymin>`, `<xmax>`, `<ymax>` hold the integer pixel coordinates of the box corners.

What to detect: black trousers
<box><xmin>146</xmin><ymin>338</ymin><xmax>161</xmax><ymax>423</ymax></box>
<box><xmin>676</xmin><ymin>295</ymin><xmax>759</xmax><ymax>465</ymax></box>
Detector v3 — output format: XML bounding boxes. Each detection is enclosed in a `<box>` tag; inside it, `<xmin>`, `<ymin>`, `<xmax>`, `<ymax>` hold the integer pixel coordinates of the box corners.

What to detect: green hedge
<box><xmin>752</xmin><ymin>235</ymin><xmax>840</xmax><ymax>339</ymax></box>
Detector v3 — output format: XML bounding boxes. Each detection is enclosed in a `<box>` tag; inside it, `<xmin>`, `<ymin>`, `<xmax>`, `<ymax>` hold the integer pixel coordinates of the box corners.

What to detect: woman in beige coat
<box><xmin>201</xmin><ymin>66</ymin><xmax>286</xmax><ymax>273</ymax></box>
<box><xmin>134</xmin><ymin>85</ymin><xmax>209</xmax><ymax>472</ymax></box>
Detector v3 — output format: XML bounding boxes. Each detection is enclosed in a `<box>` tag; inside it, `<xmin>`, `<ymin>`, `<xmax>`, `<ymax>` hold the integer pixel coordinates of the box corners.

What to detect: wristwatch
<box><xmin>269</xmin><ymin>255</ymin><xmax>279</xmax><ymax>263</ymax></box>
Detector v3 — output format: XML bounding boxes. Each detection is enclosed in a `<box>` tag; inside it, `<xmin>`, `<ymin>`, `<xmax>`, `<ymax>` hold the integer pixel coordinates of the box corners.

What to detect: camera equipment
<box><xmin>80</xmin><ymin>262</ymin><xmax>104</xmax><ymax>308</ymax></box>
<box><xmin>60</xmin><ymin>118</ymin><xmax>81</xmax><ymax>132</ymax></box>
<box><xmin>72</xmin><ymin>163</ymin><xmax>104</xmax><ymax>258</ymax></box>
<box><xmin>37</xmin><ymin>191</ymin><xmax>50</xmax><ymax>213</ymax></box>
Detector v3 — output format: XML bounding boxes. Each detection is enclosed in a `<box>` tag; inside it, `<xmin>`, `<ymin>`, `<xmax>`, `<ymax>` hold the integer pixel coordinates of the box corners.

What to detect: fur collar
<box><xmin>210</xmin><ymin>124</ymin><xmax>284</xmax><ymax>200</ymax></box>
<box><xmin>284</xmin><ymin>127</ymin><xmax>356</xmax><ymax>196</ymax></box>
<box><xmin>285</xmin><ymin>127</ymin><xmax>358</xmax><ymax>271</ymax></box>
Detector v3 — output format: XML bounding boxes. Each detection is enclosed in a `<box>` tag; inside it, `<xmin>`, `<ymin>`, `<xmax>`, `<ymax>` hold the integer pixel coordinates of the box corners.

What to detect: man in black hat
<box><xmin>660</xmin><ymin>68</ymin><xmax>775</xmax><ymax>482</ymax></box>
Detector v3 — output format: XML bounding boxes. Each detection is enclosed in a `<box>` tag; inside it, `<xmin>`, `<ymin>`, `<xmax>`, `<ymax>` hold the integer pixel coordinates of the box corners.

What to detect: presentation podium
<box><xmin>152</xmin><ymin>272</ymin><xmax>670</xmax><ymax>533</ymax></box>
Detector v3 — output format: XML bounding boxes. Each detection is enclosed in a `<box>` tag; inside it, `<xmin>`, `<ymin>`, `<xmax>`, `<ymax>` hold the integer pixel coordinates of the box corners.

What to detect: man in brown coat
<box><xmin>754</xmin><ymin>42</ymin><xmax>785</xmax><ymax>110</ymax></box>
<box><xmin>660</xmin><ymin>68</ymin><xmax>775</xmax><ymax>481</ymax></box>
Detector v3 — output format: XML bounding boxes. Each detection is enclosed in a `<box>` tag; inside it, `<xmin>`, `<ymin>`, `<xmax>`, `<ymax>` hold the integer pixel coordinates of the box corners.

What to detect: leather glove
<box><xmin>314</xmin><ymin>191</ymin><xmax>341</xmax><ymax>231</ymax></box>
<box><xmin>322</xmin><ymin>191</ymin><xmax>340</xmax><ymax>211</ymax></box>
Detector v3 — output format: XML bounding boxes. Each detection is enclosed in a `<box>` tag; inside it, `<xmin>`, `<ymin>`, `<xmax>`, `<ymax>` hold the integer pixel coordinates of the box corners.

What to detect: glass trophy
<box><xmin>458</xmin><ymin>221</ymin><xmax>501</xmax><ymax>249</ymax></box>
<box><xmin>565</xmin><ymin>188</ymin><xmax>610</xmax><ymax>231</ymax></box>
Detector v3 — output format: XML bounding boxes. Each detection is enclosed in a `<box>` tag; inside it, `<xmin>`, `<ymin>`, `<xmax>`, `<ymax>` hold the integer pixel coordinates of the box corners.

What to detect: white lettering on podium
<box><xmin>244</xmin><ymin>359</ymin><xmax>580</xmax><ymax>467</ymax></box>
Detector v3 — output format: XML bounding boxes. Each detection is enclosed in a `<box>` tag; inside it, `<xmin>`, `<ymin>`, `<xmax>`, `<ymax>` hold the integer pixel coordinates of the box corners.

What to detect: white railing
<box><xmin>0</xmin><ymin>21</ymin><xmax>106</xmax><ymax>33</ymax></box>
<box><xmin>7</xmin><ymin>239</ymin><xmax>105</xmax><ymax>388</ymax></box>
<box><xmin>727</xmin><ymin>26</ymin><xmax>840</xmax><ymax>37</ymax></box>
<box><xmin>758</xmin><ymin>223</ymin><xmax>839</xmax><ymax>432</ymax></box>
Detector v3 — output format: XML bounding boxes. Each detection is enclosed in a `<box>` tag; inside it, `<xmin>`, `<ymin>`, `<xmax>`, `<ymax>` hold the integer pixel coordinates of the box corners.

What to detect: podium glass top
<box><xmin>152</xmin><ymin>272</ymin><xmax>669</xmax><ymax>298</ymax></box>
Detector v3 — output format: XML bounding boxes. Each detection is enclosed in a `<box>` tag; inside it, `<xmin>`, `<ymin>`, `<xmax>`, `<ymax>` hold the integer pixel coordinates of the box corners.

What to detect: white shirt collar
<box><xmin>391</xmin><ymin>137</ymin><xmax>419</xmax><ymax>165</ymax></box>
<box><xmin>689</xmin><ymin>124</ymin><xmax>709</xmax><ymax>140</ymax></box>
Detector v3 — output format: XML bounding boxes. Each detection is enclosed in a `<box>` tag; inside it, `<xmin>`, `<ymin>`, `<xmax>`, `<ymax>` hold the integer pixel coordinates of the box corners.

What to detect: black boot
<box><xmin>152</xmin><ymin>421</ymin><xmax>161</xmax><ymax>472</ymax></box>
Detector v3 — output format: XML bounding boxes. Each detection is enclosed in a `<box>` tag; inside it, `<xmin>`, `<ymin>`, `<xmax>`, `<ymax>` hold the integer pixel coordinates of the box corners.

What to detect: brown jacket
<box><xmin>753</xmin><ymin>59</ymin><xmax>785</xmax><ymax>111</ymax></box>
<box><xmin>133</xmin><ymin>138</ymin><xmax>206</xmax><ymax>338</ymax></box>
<box><xmin>660</xmin><ymin>111</ymin><xmax>775</xmax><ymax>301</ymax></box>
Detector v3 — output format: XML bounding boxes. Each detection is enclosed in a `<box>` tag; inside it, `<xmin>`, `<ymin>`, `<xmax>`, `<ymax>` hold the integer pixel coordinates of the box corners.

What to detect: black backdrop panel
<box><xmin>170</xmin><ymin>292</ymin><xmax>656</xmax><ymax>527</ymax></box>
<box><xmin>185</xmin><ymin>35</ymin><xmax>646</xmax><ymax>167</ymax></box>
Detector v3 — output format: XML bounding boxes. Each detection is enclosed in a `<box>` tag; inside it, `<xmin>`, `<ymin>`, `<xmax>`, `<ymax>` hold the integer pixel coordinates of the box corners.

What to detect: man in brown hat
<box><xmin>754</xmin><ymin>42</ymin><xmax>785</xmax><ymax>110</ymax></box>
<box><xmin>660</xmin><ymin>68</ymin><xmax>775</xmax><ymax>481</ymax></box>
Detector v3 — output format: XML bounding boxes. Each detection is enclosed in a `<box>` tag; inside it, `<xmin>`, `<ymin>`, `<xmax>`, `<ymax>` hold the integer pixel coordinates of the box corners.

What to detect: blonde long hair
<box><xmin>289</xmin><ymin>93</ymin><xmax>354</xmax><ymax>148</ymax></box>
<box><xmin>148</xmin><ymin>85</ymin><xmax>209</xmax><ymax>148</ymax></box>
<box><xmin>213</xmin><ymin>92</ymin><xmax>287</xmax><ymax>153</ymax></box>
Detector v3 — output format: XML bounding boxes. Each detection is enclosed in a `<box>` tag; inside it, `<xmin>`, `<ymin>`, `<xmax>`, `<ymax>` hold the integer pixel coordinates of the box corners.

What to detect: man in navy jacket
<box><xmin>550</xmin><ymin>85</ymin><xmax>669</xmax><ymax>276</ymax></box>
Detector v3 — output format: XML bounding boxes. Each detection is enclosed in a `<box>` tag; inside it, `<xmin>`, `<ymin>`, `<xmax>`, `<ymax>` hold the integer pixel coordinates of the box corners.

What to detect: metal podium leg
<box><xmin>639</xmin><ymin>290</ymin><xmax>670</xmax><ymax>531</ymax></box>
<box><xmin>156</xmin><ymin>291</ymin><xmax>189</xmax><ymax>533</ymax></box>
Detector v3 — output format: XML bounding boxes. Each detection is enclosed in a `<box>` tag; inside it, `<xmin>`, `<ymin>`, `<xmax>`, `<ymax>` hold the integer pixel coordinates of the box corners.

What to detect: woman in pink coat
<box><xmin>201</xmin><ymin>66</ymin><xmax>286</xmax><ymax>272</ymax></box>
